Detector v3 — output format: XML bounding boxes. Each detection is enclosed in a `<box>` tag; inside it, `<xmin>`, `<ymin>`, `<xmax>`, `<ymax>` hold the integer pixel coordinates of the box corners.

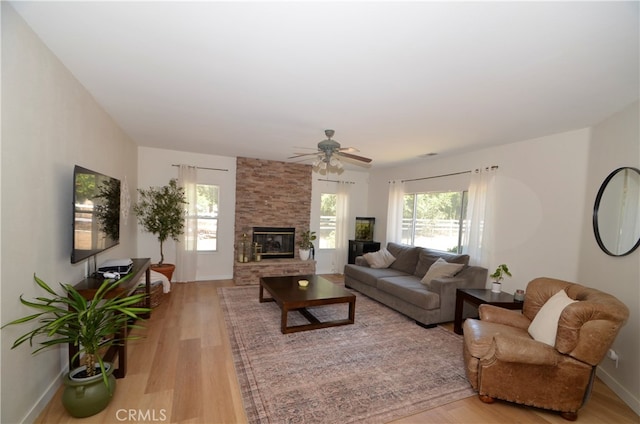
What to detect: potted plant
<box><xmin>2</xmin><ymin>274</ymin><xmax>150</xmax><ymax>417</ymax></box>
<box><xmin>133</xmin><ymin>178</ymin><xmax>187</xmax><ymax>280</ymax></box>
<box><xmin>490</xmin><ymin>263</ymin><xmax>512</xmax><ymax>293</ymax></box>
<box><xmin>298</xmin><ymin>230</ymin><xmax>316</xmax><ymax>260</ymax></box>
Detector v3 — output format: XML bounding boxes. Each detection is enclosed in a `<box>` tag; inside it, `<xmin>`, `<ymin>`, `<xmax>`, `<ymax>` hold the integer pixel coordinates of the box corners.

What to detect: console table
<box><xmin>69</xmin><ymin>258</ymin><xmax>151</xmax><ymax>378</ymax></box>
<box><xmin>453</xmin><ymin>288</ymin><xmax>523</xmax><ymax>335</ymax></box>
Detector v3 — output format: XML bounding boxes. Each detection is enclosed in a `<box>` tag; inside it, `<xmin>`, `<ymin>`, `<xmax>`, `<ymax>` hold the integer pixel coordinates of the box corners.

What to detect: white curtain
<box><xmin>462</xmin><ymin>166</ymin><xmax>498</xmax><ymax>268</ymax></box>
<box><xmin>175</xmin><ymin>165</ymin><xmax>198</xmax><ymax>283</ymax></box>
<box><xmin>386</xmin><ymin>180</ymin><xmax>405</xmax><ymax>243</ymax></box>
<box><xmin>333</xmin><ymin>182</ymin><xmax>351</xmax><ymax>273</ymax></box>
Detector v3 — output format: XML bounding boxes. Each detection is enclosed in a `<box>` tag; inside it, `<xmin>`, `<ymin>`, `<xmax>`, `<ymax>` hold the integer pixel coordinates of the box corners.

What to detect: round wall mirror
<box><xmin>593</xmin><ymin>167</ymin><xmax>640</xmax><ymax>256</ymax></box>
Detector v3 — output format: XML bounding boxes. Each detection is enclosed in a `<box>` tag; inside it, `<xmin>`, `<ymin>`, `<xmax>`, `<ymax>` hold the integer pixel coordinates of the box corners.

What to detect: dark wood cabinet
<box><xmin>348</xmin><ymin>240</ymin><xmax>381</xmax><ymax>264</ymax></box>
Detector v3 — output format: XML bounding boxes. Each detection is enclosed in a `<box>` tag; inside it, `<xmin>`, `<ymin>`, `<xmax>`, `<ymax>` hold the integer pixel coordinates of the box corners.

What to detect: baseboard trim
<box><xmin>596</xmin><ymin>366</ymin><xmax>640</xmax><ymax>416</ymax></box>
<box><xmin>196</xmin><ymin>274</ymin><xmax>234</xmax><ymax>281</ymax></box>
<box><xmin>21</xmin><ymin>365</ymin><xmax>67</xmax><ymax>423</ymax></box>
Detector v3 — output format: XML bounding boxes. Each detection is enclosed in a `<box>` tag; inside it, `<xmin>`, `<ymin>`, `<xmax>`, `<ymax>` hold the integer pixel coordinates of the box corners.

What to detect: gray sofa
<box><xmin>344</xmin><ymin>242</ymin><xmax>488</xmax><ymax>327</ymax></box>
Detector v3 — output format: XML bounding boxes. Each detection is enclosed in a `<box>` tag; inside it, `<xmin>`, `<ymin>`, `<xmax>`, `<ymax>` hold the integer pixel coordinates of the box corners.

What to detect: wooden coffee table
<box><xmin>259</xmin><ymin>275</ymin><xmax>356</xmax><ymax>334</ymax></box>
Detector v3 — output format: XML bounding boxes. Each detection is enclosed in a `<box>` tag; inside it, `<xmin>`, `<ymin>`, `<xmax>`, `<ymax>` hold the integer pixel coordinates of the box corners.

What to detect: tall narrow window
<box><xmin>195</xmin><ymin>184</ymin><xmax>219</xmax><ymax>251</ymax></box>
<box><xmin>402</xmin><ymin>191</ymin><xmax>468</xmax><ymax>253</ymax></box>
<box><xmin>320</xmin><ymin>193</ymin><xmax>337</xmax><ymax>249</ymax></box>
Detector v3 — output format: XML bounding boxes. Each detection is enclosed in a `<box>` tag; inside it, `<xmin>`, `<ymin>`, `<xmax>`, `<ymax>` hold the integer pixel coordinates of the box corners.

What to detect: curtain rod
<box><xmin>172</xmin><ymin>164</ymin><xmax>229</xmax><ymax>172</ymax></box>
<box><xmin>400</xmin><ymin>170</ymin><xmax>471</xmax><ymax>183</ymax></box>
<box><xmin>317</xmin><ymin>178</ymin><xmax>356</xmax><ymax>184</ymax></box>
<box><xmin>399</xmin><ymin>166</ymin><xmax>498</xmax><ymax>183</ymax></box>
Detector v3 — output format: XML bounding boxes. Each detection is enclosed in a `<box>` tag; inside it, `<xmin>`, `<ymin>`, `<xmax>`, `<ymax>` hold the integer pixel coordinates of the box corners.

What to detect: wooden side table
<box><xmin>454</xmin><ymin>288</ymin><xmax>523</xmax><ymax>335</ymax></box>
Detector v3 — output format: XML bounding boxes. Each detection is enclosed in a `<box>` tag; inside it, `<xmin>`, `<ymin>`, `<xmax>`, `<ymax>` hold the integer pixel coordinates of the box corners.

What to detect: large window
<box><xmin>319</xmin><ymin>193</ymin><xmax>336</xmax><ymax>249</ymax></box>
<box><xmin>402</xmin><ymin>191</ymin><xmax>468</xmax><ymax>253</ymax></box>
<box><xmin>195</xmin><ymin>184</ymin><xmax>219</xmax><ymax>251</ymax></box>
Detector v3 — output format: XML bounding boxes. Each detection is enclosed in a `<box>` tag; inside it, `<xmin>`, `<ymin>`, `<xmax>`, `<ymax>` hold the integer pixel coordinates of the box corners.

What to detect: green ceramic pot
<box><xmin>61</xmin><ymin>363</ymin><xmax>116</xmax><ymax>418</ymax></box>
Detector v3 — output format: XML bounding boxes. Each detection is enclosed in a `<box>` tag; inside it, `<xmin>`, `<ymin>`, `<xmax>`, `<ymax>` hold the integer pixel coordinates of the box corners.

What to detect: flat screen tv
<box><xmin>71</xmin><ymin>165</ymin><xmax>121</xmax><ymax>264</ymax></box>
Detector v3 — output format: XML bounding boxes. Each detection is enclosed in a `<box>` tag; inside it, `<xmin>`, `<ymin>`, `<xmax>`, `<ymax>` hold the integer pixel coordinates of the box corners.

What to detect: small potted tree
<box><xmin>490</xmin><ymin>264</ymin><xmax>512</xmax><ymax>293</ymax></box>
<box><xmin>298</xmin><ymin>230</ymin><xmax>316</xmax><ymax>260</ymax></box>
<box><xmin>133</xmin><ymin>179</ymin><xmax>187</xmax><ymax>280</ymax></box>
<box><xmin>2</xmin><ymin>274</ymin><xmax>150</xmax><ymax>417</ymax></box>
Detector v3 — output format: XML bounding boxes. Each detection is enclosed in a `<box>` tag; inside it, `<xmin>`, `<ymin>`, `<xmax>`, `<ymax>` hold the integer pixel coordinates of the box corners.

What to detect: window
<box><xmin>195</xmin><ymin>184</ymin><xmax>219</xmax><ymax>251</ymax></box>
<box><xmin>402</xmin><ymin>191</ymin><xmax>468</xmax><ymax>253</ymax></box>
<box><xmin>319</xmin><ymin>193</ymin><xmax>336</xmax><ymax>249</ymax></box>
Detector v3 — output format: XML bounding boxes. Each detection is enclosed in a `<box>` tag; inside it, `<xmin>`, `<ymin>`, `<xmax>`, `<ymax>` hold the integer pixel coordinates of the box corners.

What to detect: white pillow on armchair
<box><xmin>528</xmin><ymin>289</ymin><xmax>577</xmax><ymax>346</ymax></box>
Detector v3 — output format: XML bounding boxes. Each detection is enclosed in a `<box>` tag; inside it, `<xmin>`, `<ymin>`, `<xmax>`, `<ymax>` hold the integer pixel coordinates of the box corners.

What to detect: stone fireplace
<box><xmin>253</xmin><ymin>227</ymin><xmax>295</xmax><ymax>259</ymax></box>
<box><xmin>234</xmin><ymin>157</ymin><xmax>316</xmax><ymax>284</ymax></box>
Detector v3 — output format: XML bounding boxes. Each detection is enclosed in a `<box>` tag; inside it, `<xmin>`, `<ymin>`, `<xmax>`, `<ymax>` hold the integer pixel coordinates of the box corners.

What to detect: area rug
<box><xmin>219</xmin><ymin>285</ymin><xmax>475</xmax><ymax>424</ymax></box>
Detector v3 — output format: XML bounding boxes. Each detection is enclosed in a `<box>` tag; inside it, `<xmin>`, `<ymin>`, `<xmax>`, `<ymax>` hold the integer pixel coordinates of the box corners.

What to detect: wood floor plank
<box><xmin>144</xmin><ymin>324</ymin><xmax>181</xmax><ymax>394</ymax></box>
<box><xmin>171</xmin><ymin>338</ymin><xmax>203</xmax><ymax>422</ymax></box>
<box><xmin>35</xmin><ymin>278</ymin><xmax>638</xmax><ymax>424</ymax></box>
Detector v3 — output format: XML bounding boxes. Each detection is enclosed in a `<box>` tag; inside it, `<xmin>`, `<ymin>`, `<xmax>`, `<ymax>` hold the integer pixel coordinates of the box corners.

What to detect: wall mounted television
<box><xmin>71</xmin><ymin>165</ymin><xmax>121</xmax><ymax>264</ymax></box>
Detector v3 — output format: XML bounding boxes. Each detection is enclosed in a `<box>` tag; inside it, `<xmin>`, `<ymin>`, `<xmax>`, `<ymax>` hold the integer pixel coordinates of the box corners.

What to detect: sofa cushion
<box><xmin>377</xmin><ymin>276</ymin><xmax>440</xmax><ymax>310</ymax></box>
<box><xmin>414</xmin><ymin>248</ymin><xmax>470</xmax><ymax>278</ymax></box>
<box><xmin>343</xmin><ymin>264</ymin><xmax>407</xmax><ymax>288</ymax></box>
<box><xmin>386</xmin><ymin>243</ymin><xmax>420</xmax><ymax>274</ymax></box>
<box><xmin>420</xmin><ymin>258</ymin><xmax>465</xmax><ymax>287</ymax></box>
<box><xmin>363</xmin><ymin>247</ymin><xmax>396</xmax><ymax>268</ymax></box>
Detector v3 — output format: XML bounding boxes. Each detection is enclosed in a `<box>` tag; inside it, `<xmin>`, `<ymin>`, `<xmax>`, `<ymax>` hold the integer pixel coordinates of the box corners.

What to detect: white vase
<box><xmin>491</xmin><ymin>282</ymin><xmax>501</xmax><ymax>293</ymax></box>
<box><xmin>299</xmin><ymin>249</ymin><xmax>310</xmax><ymax>260</ymax></box>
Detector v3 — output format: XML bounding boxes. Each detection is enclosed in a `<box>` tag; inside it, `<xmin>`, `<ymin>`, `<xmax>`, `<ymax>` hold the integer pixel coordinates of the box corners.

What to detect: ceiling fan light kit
<box><xmin>290</xmin><ymin>129</ymin><xmax>372</xmax><ymax>174</ymax></box>
<box><xmin>313</xmin><ymin>155</ymin><xmax>344</xmax><ymax>172</ymax></box>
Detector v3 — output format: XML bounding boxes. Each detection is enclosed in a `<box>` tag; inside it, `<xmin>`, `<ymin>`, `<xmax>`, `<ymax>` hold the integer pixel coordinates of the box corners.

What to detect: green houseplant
<box><xmin>490</xmin><ymin>264</ymin><xmax>512</xmax><ymax>293</ymax></box>
<box><xmin>2</xmin><ymin>274</ymin><xmax>150</xmax><ymax>417</ymax></box>
<box><xmin>133</xmin><ymin>179</ymin><xmax>187</xmax><ymax>279</ymax></box>
<box><xmin>298</xmin><ymin>230</ymin><xmax>316</xmax><ymax>260</ymax></box>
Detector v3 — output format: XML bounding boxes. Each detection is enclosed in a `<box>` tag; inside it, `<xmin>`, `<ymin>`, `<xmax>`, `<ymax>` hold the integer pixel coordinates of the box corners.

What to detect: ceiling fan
<box><xmin>288</xmin><ymin>130</ymin><xmax>372</xmax><ymax>171</ymax></box>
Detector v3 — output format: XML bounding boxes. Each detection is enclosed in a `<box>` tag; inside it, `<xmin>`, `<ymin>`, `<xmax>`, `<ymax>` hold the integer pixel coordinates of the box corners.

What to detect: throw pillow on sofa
<box><xmin>420</xmin><ymin>258</ymin><xmax>465</xmax><ymax>287</ymax></box>
<box><xmin>414</xmin><ymin>249</ymin><xmax>470</xmax><ymax>278</ymax></box>
<box><xmin>363</xmin><ymin>248</ymin><xmax>396</xmax><ymax>269</ymax></box>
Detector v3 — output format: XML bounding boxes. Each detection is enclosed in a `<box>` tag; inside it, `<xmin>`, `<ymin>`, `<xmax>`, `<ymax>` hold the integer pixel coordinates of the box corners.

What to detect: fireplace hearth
<box><xmin>253</xmin><ymin>227</ymin><xmax>295</xmax><ymax>259</ymax></box>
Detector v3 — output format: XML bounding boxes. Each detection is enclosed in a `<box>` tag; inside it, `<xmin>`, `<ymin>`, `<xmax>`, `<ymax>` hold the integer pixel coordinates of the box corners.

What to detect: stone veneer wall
<box><xmin>234</xmin><ymin>259</ymin><xmax>316</xmax><ymax>286</ymax></box>
<box><xmin>234</xmin><ymin>157</ymin><xmax>315</xmax><ymax>284</ymax></box>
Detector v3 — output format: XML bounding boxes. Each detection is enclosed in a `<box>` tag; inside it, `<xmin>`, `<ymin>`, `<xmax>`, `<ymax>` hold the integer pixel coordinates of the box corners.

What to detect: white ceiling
<box><xmin>11</xmin><ymin>1</ymin><xmax>639</xmax><ymax>169</ymax></box>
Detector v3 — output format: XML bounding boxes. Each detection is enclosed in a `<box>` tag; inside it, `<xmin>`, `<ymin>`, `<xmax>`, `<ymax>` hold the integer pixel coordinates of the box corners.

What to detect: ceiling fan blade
<box><xmin>336</xmin><ymin>151</ymin><xmax>372</xmax><ymax>163</ymax></box>
<box><xmin>288</xmin><ymin>152</ymin><xmax>320</xmax><ymax>159</ymax></box>
<box><xmin>338</xmin><ymin>146</ymin><xmax>360</xmax><ymax>153</ymax></box>
<box><xmin>289</xmin><ymin>156</ymin><xmax>316</xmax><ymax>163</ymax></box>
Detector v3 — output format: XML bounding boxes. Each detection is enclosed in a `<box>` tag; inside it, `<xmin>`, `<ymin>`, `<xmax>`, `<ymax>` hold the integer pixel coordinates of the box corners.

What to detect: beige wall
<box><xmin>1</xmin><ymin>4</ymin><xmax>139</xmax><ymax>422</ymax></box>
<box><xmin>578</xmin><ymin>101</ymin><xmax>639</xmax><ymax>413</ymax></box>
<box><xmin>369</xmin><ymin>128</ymin><xmax>591</xmax><ymax>286</ymax></box>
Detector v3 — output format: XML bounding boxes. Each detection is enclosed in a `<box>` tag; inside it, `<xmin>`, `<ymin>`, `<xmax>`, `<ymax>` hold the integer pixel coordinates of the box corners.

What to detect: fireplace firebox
<box><xmin>252</xmin><ymin>227</ymin><xmax>295</xmax><ymax>259</ymax></box>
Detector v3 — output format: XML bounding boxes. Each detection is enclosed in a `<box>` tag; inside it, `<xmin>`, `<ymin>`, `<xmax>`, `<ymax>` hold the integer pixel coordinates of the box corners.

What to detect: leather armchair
<box><xmin>462</xmin><ymin>277</ymin><xmax>629</xmax><ymax>421</ymax></box>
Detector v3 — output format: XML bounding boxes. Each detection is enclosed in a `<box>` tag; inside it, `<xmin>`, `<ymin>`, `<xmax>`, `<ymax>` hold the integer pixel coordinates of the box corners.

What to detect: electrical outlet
<box><xmin>607</xmin><ymin>349</ymin><xmax>619</xmax><ymax>368</ymax></box>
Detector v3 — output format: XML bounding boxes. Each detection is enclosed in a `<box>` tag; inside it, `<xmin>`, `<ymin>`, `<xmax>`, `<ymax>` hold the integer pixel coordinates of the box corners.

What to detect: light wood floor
<box><xmin>36</xmin><ymin>277</ymin><xmax>639</xmax><ymax>424</ymax></box>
